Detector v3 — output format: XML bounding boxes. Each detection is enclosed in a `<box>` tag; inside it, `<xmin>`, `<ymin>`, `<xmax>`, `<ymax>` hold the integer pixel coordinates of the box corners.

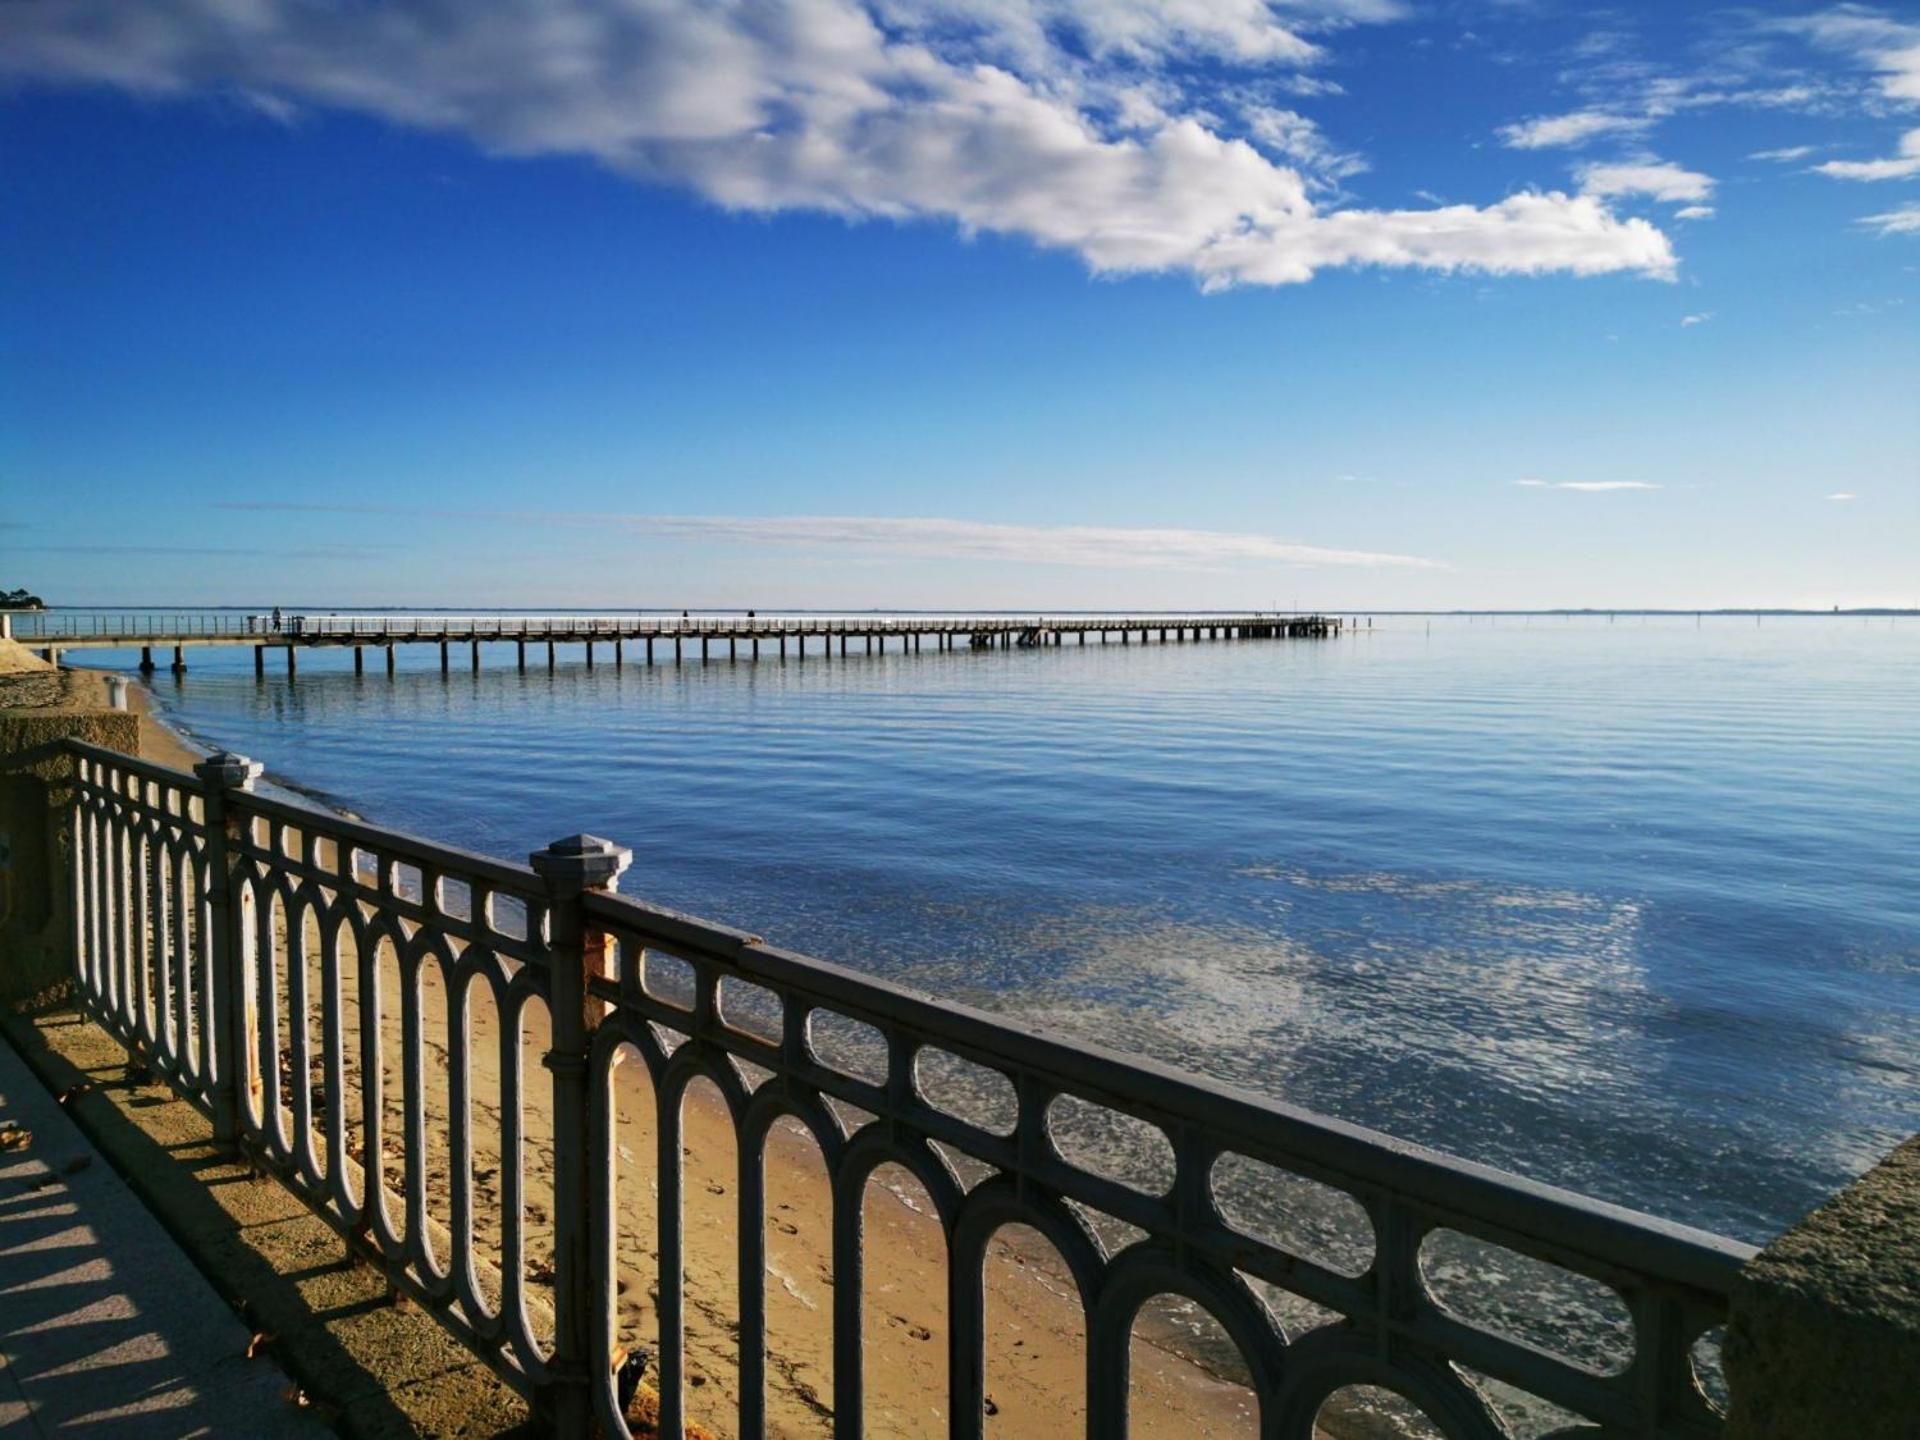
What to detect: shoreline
<box><xmin>75</xmin><ymin>654</ymin><xmax>1298</xmax><ymax>1437</ymax></box>
<box><xmin>124</xmin><ymin>673</ymin><xmax>205</xmax><ymax>771</ymax></box>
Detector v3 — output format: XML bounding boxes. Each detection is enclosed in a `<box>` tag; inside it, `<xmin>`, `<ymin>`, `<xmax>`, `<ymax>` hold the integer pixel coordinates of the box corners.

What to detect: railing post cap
<box><xmin>530</xmin><ymin>833</ymin><xmax>632</xmax><ymax>892</ymax></box>
<box><xmin>193</xmin><ymin>750</ymin><xmax>263</xmax><ymax>791</ymax></box>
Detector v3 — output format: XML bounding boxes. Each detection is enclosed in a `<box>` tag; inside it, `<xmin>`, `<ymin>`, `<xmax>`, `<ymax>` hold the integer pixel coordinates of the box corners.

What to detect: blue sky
<box><xmin>3</xmin><ymin>1</ymin><xmax>1916</xmax><ymax>610</ymax></box>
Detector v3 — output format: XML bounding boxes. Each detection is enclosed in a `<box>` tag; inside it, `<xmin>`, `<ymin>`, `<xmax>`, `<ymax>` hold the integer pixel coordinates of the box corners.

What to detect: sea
<box><xmin>67</xmin><ymin>611</ymin><xmax>1917</xmax><ymax>1244</ymax></box>
<box><xmin>57</xmin><ymin>611</ymin><xmax>1919</xmax><ymax>1428</ymax></box>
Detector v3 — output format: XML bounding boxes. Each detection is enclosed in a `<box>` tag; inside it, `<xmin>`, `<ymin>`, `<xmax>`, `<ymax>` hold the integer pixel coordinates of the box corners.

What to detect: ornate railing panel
<box><xmin>62</xmin><ymin>739</ymin><xmax>1756</xmax><ymax>1439</ymax></box>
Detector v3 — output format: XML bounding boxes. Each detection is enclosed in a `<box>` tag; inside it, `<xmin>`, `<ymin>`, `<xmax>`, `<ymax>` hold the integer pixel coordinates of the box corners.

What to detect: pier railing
<box><xmin>9</xmin><ymin>608</ymin><xmax>1329</xmax><ymax>644</ymax></box>
<box><xmin>9</xmin><ymin>610</ymin><xmax>262</xmax><ymax>639</ymax></box>
<box><xmin>264</xmin><ymin>613</ymin><xmax>1300</xmax><ymax>637</ymax></box>
<box><xmin>63</xmin><ymin>738</ymin><xmax>1752</xmax><ymax>1438</ymax></box>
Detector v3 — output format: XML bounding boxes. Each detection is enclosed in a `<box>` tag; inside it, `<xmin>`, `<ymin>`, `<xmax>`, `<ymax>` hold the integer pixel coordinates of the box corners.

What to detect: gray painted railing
<box><xmin>10</xmin><ymin>610</ymin><xmax>261</xmax><ymax>639</ymax></box>
<box><xmin>11</xmin><ymin>608</ymin><xmax>1318</xmax><ymax>642</ymax></box>
<box><xmin>64</xmin><ymin>738</ymin><xmax>1753</xmax><ymax>1438</ymax></box>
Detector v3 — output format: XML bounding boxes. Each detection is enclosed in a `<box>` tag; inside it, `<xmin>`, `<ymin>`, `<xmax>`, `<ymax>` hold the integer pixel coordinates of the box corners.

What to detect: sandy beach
<box><xmin>58</xmin><ymin>667</ymin><xmax>1344</xmax><ymax>1438</ymax></box>
<box><xmin>284</xmin><ymin>942</ymin><xmax>1267</xmax><ymax>1438</ymax></box>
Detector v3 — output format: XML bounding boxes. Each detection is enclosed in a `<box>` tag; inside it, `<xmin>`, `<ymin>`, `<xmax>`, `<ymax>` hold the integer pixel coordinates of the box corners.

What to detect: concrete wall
<box><xmin>0</xmin><ymin>710</ymin><xmax>139</xmax><ymax>1009</ymax></box>
<box><xmin>1723</xmin><ymin>1134</ymin><xmax>1920</xmax><ymax>1438</ymax></box>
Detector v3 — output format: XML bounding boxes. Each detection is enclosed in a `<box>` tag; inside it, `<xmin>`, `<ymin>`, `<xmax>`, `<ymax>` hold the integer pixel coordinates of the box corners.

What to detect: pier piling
<box><xmin>22</xmin><ymin>611</ymin><xmax>1342</xmax><ymax>682</ymax></box>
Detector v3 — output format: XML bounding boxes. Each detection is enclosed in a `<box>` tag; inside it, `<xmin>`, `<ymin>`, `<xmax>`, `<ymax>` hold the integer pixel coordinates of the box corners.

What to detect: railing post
<box><xmin>193</xmin><ymin>750</ymin><xmax>262</xmax><ymax>1149</ymax></box>
<box><xmin>530</xmin><ymin>833</ymin><xmax>632</xmax><ymax>1436</ymax></box>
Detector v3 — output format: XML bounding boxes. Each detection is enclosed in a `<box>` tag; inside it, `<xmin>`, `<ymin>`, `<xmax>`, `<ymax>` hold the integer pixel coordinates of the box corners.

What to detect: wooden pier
<box><xmin>19</xmin><ymin>612</ymin><xmax>1342</xmax><ymax>677</ymax></box>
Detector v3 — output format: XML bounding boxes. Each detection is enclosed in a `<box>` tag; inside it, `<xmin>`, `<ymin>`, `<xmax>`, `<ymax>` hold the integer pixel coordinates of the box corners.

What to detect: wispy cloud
<box><xmin>1779</xmin><ymin>9</ymin><xmax>1920</xmax><ymax>106</ymax></box>
<box><xmin>1498</xmin><ymin>110</ymin><xmax>1648</xmax><ymax>150</ymax></box>
<box><xmin>1681</xmin><ymin>311</ymin><xmax>1714</xmax><ymax>326</ymax></box>
<box><xmin>1514</xmin><ymin>479</ymin><xmax>1661</xmax><ymax>492</ymax></box>
<box><xmin>1827</xmin><ymin>492</ymin><xmax>1859</xmax><ymax>501</ymax></box>
<box><xmin>0</xmin><ymin>0</ymin><xmax>1677</xmax><ymax>288</ymax></box>
<box><xmin>1675</xmin><ymin>205</ymin><xmax>1716</xmax><ymax>220</ymax></box>
<box><xmin>1750</xmin><ymin>144</ymin><xmax>1819</xmax><ymax>162</ymax></box>
<box><xmin>1814</xmin><ymin>127</ymin><xmax>1920</xmax><ymax>181</ymax></box>
<box><xmin>618</xmin><ymin>516</ymin><xmax>1441</xmax><ymax>570</ymax></box>
<box><xmin>1579</xmin><ymin>159</ymin><xmax>1716</xmax><ymax>204</ymax></box>
<box><xmin>212</xmin><ymin>503</ymin><xmax>1441</xmax><ymax>570</ymax></box>
<box><xmin>1493</xmin><ymin>17</ymin><xmax>1859</xmax><ymax>172</ymax></box>
<box><xmin>1858</xmin><ymin>202</ymin><xmax>1920</xmax><ymax>235</ymax></box>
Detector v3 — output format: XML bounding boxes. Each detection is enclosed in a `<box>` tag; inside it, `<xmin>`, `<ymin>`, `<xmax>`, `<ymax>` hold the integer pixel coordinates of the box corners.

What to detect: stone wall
<box><xmin>0</xmin><ymin>709</ymin><xmax>139</xmax><ymax>1008</ymax></box>
<box><xmin>1723</xmin><ymin>1134</ymin><xmax>1920</xmax><ymax>1438</ymax></box>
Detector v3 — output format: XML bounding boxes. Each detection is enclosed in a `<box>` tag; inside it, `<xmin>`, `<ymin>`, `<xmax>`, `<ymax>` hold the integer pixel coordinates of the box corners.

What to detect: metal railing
<box><xmin>269</xmin><ymin>614</ymin><xmax>1304</xmax><ymax>638</ymax></box>
<box><xmin>9</xmin><ymin>609</ymin><xmax>1327</xmax><ymax>643</ymax></box>
<box><xmin>64</xmin><ymin>738</ymin><xmax>1751</xmax><ymax>1438</ymax></box>
<box><xmin>9</xmin><ymin>610</ymin><xmax>261</xmax><ymax>639</ymax></box>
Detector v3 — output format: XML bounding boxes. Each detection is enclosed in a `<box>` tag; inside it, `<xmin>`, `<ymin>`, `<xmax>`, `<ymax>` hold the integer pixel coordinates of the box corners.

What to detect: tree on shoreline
<box><xmin>2</xmin><ymin>588</ymin><xmax>46</xmax><ymax>609</ymax></box>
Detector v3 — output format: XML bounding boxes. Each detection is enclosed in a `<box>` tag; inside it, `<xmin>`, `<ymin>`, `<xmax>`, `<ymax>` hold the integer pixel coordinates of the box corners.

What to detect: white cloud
<box><xmin>1499</xmin><ymin>110</ymin><xmax>1648</xmax><ymax>150</ymax></box>
<box><xmin>1681</xmin><ymin>311</ymin><xmax>1713</xmax><ymax>326</ymax></box>
<box><xmin>1859</xmin><ymin>202</ymin><xmax>1920</xmax><ymax>235</ymax></box>
<box><xmin>613</xmin><ymin>515</ymin><xmax>1442</xmax><ymax>569</ymax></box>
<box><xmin>0</xmin><ymin>0</ymin><xmax>1676</xmax><ymax>288</ymax></box>
<box><xmin>1675</xmin><ymin>205</ymin><xmax>1716</xmax><ymax>220</ymax></box>
<box><xmin>1579</xmin><ymin>159</ymin><xmax>1716</xmax><ymax>204</ymax></box>
<box><xmin>1781</xmin><ymin>9</ymin><xmax>1920</xmax><ymax>106</ymax></box>
<box><xmin>1514</xmin><ymin>479</ymin><xmax>1660</xmax><ymax>492</ymax></box>
<box><xmin>1239</xmin><ymin>103</ymin><xmax>1369</xmax><ymax>179</ymax></box>
<box><xmin>1750</xmin><ymin>144</ymin><xmax>1818</xmax><ymax>162</ymax></box>
<box><xmin>1814</xmin><ymin>127</ymin><xmax>1920</xmax><ymax>181</ymax></box>
<box><xmin>212</xmin><ymin>501</ymin><xmax>1441</xmax><ymax>568</ymax></box>
<box><xmin>1827</xmin><ymin>492</ymin><xmax>1859</xmax><ymax>501</ymax></box>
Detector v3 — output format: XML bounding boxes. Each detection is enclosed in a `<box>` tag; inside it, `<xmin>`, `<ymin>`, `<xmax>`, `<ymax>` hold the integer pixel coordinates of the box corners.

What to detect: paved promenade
<box><xmin>0</xmin><ymin>1035</ymin><xmax>328</xmax><ymax>1438</ymax></box>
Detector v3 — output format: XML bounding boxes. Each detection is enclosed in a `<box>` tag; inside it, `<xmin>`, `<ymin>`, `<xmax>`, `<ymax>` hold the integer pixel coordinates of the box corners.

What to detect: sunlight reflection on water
<box><xmin>112</xmin><ymin>615</ymin><xmax>1919</xmax><ymax>1249</ymax></box>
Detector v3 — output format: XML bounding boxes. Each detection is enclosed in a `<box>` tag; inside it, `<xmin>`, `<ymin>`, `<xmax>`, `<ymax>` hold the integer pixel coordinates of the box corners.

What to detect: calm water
<box><xmin>91</xmin><ymin>616</ymin><xmax>1919</xmax><ymax>1244</ymax></box>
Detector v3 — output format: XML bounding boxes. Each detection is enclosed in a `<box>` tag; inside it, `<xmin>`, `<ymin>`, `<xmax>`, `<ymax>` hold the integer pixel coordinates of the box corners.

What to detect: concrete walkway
<box><xmin>0</xmin><ymin>1036</ymin><xmax>331</xmax><ymax>1438</ymax></box>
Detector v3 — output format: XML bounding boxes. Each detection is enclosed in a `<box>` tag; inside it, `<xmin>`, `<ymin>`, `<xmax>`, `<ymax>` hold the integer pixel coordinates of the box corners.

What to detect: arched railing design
<box><xmin>64</xmin><ymin>739</ymin><xmax>1754</xmax><ymax>1439</ymax></box>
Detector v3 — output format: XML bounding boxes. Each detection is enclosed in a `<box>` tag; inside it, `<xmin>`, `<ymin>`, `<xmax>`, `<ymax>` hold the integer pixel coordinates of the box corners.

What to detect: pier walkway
<box><xmin>8</xmin><ymin>611</ymin><xmax>1342</xmax><ymax>677</ymax></box>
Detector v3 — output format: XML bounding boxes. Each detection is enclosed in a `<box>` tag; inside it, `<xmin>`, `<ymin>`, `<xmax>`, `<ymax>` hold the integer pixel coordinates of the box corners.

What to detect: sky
<box><xmin>2</xmin><ymin>0</ymin><xmax>1917</xmax><ymax>611</ymax></box>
